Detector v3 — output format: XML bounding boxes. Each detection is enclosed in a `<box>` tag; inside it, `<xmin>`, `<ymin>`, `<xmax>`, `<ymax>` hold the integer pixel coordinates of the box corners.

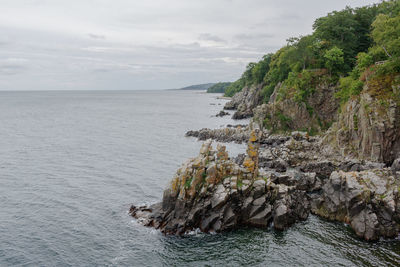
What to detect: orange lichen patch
<box><xmin>249</xmin><ymin>131</ymin><xmax>258</xmax><ymax>142</ymax></box>
<box><xmin>243</xmin><ymin>157</ymin><xmax>255</xmax><ymax>173</ymax></box>
<box><xmin>247</xmin><ymin>143</ymin><xmax>258</xmax><ymax>158</ymax></box>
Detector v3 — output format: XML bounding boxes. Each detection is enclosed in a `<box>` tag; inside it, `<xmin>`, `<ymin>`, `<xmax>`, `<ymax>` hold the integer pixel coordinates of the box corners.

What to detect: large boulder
<box><xmin>312</xmin><ymin>169</ymin><xmax>400</xmax><ymax>240</ymax></box>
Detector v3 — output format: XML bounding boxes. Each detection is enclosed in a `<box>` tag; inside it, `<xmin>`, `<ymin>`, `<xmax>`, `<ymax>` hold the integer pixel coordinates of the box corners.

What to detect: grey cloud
<box><xmin>0</xmin><ymin>0</ymin><xmax>379</xmax><ymax>90</ymax></box>
<box><xmin>198</xmin><ymin>33</ymin><xmax>226</xmax><ymax>43</ymax></box>
<box><xmin>0</xmin><ymin>64</ymin><xmax>27</xmax><ymax>75</ymax></box>
<box><xmin>88</xmin><ymin>33</ymin><xmax>106</xmax><ymax>40</ymax></box>
<box><xmin>234</xmin><ymin>33</ymin><xmax>275</xmax><ymax>40</ymax></box>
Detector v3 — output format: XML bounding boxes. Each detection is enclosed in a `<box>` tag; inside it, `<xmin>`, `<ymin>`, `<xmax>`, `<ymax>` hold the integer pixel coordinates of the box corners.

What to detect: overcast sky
<box><xmin>0</xmin><ymin>0</ymin><xmax>380</xmax><ymax>90</ymax></box>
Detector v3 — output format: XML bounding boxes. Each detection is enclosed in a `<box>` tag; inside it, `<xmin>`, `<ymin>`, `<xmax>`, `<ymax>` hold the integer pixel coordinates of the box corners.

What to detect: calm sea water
<box><xmin>0</xmin><ymin>90</ymin><xmax>399</xmax><ymax>267</ymax></box>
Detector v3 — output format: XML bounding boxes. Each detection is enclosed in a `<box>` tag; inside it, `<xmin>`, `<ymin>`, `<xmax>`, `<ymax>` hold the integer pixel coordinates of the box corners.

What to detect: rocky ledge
<box><xmin>185</xmin><ymin>126</ymin><xmax>250</xmax><ymax>144</ymax></box>
<box><xmin>130</xmin><ymin>131</ymin><xmax>400</xmax><ymax>240</ymax></box>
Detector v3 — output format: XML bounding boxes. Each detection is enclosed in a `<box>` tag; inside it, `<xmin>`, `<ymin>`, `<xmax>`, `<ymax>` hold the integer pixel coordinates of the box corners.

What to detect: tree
<box><xmin>377</xmin><ymin>0</ymin><xmax>400</xmax><ymax>17</ymax></box>
<box><xmin>353</xmin><ymin>5</ymin><xmax>379</xmax><ymax>52</ymax></box>
<box><xmin>313</xmin><ymin>7</ymin><xmax>358</xmax><ymax>71</ymax></box>
<box><xmin>324</xmin><ymin>46</ymin><xmax>344</xmax><ymax>75</ymax></box>
<box><xmin>371</xmin><ymin>13</ymin><xmax>400</xmax><ymax>58</ymax></box>
<box><xmin>251</xmin><ymin>54</ymin><xmax>273</xmax><ymax>84</ymax></box>
<box><xmin>313</xmin><ymin>5</ymin><xmax>381</xmax><ymax>72</ymax></box>
<box><xmin>286</xmin><ymin>35</ymin><xmax>316</xmax><ymax>70</ymax></box>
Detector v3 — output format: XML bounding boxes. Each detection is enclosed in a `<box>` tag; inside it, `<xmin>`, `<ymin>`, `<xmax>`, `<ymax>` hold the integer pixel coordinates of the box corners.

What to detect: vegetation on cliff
<box><xmin>225</xmin><ymin>0</ymin><xmax>400</xmax><ymax>137</ymax></box>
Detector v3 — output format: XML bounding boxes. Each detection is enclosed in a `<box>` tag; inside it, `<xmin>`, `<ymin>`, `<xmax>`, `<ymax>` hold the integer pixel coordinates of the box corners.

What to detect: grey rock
<box><xmin>392</xmin><ymin>158</ymin><xmax>400</xmax><ymax>172</ymax></box>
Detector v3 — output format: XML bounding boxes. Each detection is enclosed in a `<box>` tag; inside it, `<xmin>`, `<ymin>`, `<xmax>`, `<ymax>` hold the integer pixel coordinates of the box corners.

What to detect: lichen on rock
<box><xmin>130</xmin><ymin>130</ymin><xmax>311</xmax><ymax>235</ymax></box>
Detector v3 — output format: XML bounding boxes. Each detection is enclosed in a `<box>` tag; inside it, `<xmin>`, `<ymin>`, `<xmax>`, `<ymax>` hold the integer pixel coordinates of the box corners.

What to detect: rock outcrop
<box><xmin>331</xmin><ymin>86</ymin><xmax>400</xmax><ymax>165</ymax></box>
<box><xmin>131</xmin><ymin>131</ymin><xmax>399</xmax><ymax>240</ymax></box>
<box><xmin>312</xmin><ymin>169</ymin><xmax>400</xmax><ymax>240</ymax></box>
<box><xmin>185</xmin><ymin>126</ymin><xmax>250</xmax><ymax>144</ymax></box>
<box><xmin>224</xmin><ymin>84</ymin><xmax>263</xmax><ymax>119</ymax></box>
<box><xmin>130</xmin><ymin>132</ymin><xmax>311</xmax><ymax>235</ymax></box>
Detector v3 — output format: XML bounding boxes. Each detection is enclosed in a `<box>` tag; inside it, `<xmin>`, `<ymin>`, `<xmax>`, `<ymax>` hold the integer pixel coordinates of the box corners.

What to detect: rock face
<box><xmin>332</xmin><ymin>88</ymin><xmax>400</xmax><ymax>164</ymax></box>
<box><xmin>252</xmin><ymin>82</ymin><xmax>338</xmax><ymax>133</ymax></box>
<box><xmin>312</xmin><ymin>169</ymin><xmax>400</xmax><ymax>240</ymax></box>
<box><xmin>224</xmin><ymin>84</ymin><xmax>263</xmax><ymax>119</ymax></box>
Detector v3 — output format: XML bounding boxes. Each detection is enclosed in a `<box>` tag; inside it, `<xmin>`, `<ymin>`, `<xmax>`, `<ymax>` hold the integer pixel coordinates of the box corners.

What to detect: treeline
<box><xmin>207</xmin><ymin>82</ymin><xmax>232</xmax><ymax>93</ymax></box>
<box><xmin>225</xmin><ymin>0</ymin><xmax>400</xmax><ymax>105</ymax></box>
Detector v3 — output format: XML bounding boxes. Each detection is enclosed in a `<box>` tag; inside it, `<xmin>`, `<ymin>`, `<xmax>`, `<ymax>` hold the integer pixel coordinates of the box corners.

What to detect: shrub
<box><xmin>335</xmin><ymin>76</ymin><xmax>363</xmax><ymax>104</ymax></box>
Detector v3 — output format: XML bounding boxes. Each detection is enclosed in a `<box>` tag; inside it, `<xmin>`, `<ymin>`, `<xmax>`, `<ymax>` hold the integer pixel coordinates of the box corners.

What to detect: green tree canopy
<box><xmin>371</xmin><ymin>13</ymin><xmax>400</xmax><ymax>58</ymax></box>
<box><xmin>324</xmin><ymin>46</ymin><xmax>344</xmax><ymax>75</ymax></box>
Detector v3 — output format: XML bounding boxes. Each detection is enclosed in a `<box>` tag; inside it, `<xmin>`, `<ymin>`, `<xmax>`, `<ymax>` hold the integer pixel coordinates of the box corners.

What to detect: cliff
<box><xmin>330</xmin><ymin>77</ymin><xmax>400</xmax><ymax>164</ymax></box>
<box><xmin>252</xmin><ymin>76</ymin><xmax>339</xmax><ymax>133</ymax></box>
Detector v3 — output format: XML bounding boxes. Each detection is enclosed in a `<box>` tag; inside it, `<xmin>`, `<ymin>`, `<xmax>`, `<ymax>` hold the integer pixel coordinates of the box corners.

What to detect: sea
<box><xmin>0</xmin><ymin>90</ymin><xmax>399</xmax><ymax>266</ymax></box>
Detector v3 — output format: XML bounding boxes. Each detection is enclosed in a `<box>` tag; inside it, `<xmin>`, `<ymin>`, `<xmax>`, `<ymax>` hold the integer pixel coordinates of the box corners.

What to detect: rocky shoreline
<box><xmin>131</xmin><ymin>125</ymin><xmax>400</xmax><ymax>241</ymax></box>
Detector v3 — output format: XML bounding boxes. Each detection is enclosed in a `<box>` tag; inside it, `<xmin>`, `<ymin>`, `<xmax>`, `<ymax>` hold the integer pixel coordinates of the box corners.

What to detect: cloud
<box><xmin>234</xmin><ymin>33</ymin><xmax>275</xmax><ymax>40</ymax></box>
<box><xmin>88</xmin><ymin>33</ymin><xmax>106</xmax><ymax>40</ymax></box>
<box><xmin>0</xmin><ymin>64</ymin><xmax>27</xmax><ymax>75</ymax></box>
<box><xmin>0</xmin><ymin>0</ymin><xmax>380</xmax><ymax>90</ymax></box>
<box><xmin>198</xmin><ymin>33</ymin><xmax>226</xmax><ymax>43</ymax></box>
<box><xmin>0</xmin><ymin>58</ymin><xmax>29</xmax><ymax>75</ymax></box>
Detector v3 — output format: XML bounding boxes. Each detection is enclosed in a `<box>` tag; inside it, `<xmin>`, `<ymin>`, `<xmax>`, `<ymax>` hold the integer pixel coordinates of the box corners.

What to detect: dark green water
<box><xmin>0</xmin><ymin>90</ymin><xmax>399</xmax><ymax>266</ymax></box>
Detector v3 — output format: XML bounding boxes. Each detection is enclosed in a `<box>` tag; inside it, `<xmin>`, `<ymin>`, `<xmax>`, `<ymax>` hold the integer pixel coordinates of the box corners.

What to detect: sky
<box><xmin>0</xmin><ymin>0</ymin><xmax>380</xmax><ymax>91</ymax></box>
